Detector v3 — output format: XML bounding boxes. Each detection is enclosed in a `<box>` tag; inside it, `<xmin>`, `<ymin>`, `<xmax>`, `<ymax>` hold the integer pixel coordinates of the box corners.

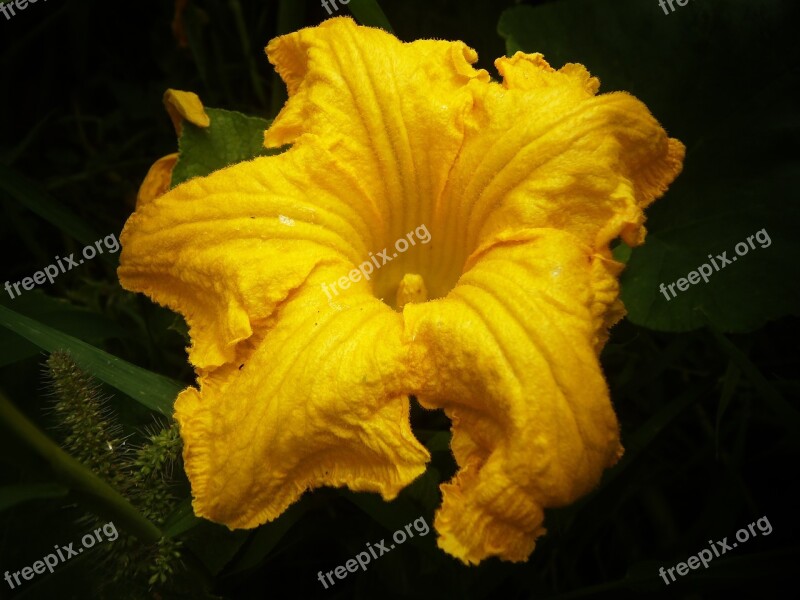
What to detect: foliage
<box><xmin>0</xmin><ymin>0</ymin><xmax>797</xmax><ymax>598</ymax></box>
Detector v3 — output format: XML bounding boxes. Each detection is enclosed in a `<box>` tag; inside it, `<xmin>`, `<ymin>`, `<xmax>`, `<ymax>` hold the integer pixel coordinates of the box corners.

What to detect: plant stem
<box><xmin>0</xmin><ymin>390</ymin><xmax>162</xmax><ymax>545</ymax></box>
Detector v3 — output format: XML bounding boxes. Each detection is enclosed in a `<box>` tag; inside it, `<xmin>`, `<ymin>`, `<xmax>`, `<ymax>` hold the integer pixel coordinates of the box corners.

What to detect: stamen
<box><xmin>396</xmin><ymin>273</ymin><xmax>428</xmax><ymax>309</ymax></box>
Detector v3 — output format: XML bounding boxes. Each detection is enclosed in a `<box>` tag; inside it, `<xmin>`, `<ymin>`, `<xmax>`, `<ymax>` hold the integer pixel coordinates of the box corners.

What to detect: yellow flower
<box><xmin>118</xmin><ymin>17</ymin><xmax>684</xmax><ymax>564</ymax></box>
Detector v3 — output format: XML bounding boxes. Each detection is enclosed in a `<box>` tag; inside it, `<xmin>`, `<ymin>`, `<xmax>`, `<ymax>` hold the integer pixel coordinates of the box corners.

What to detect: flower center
<box><xmin>395</xmin><ymin>273</ymin><xmax>428</xmax><ymax>309</ymax></box>
<box><xmin>368</xmin><ymin>223</ymin><xmax>465</xmax><ymax>311</ymax></box>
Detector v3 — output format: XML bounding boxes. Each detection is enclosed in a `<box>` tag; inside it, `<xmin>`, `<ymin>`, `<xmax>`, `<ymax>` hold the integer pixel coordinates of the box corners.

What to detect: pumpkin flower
<box><xmin>118</xmin><ymin>17</ymin><xmax>684</xmax><ymax>564</ymax></box>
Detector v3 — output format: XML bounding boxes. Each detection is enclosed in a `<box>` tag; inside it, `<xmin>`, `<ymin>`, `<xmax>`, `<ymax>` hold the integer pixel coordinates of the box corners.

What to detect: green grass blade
<box><xmin>602</xmin><ymin>386</ymin><xmax>706</xmax><ymax>487</ymax></box>
<box><xmin>711</xmin><ymin>329</ymin><xmax>800</xmax><ymax>435</ymax></box>
<box><xmin>162</xmin><ymin>497</ymin><xmax>202</xmax><ymax>538</ymax></box>
<box><xmin>0</xmin><ymin>482</ymin><xmax>69</xmax><ymax>512</ymax></box>
<box><xmin>228</xmin><ymin>0</ymin><xmax>268</xmax><ymax>107</ymax></box>
<box><xmin>347</xmin><ymin>0</ymin><xmax>394</xmax><ymax>33</ymax></box>
<box><xmin>0</xmin><ymin>291</ymin><xmax>130</xmax><ymax>367</ymax></box>
<box><xmin>270</xmin><ymin>0</ymin><xmax>307</xmax><ymax>117</ymax></box>
<box><xmin>0</xmin><ymin>304</ymin><xmax>183</xmax><ymax>414</ymax></box>
<box><xmin>225</xmin><ymin>502</ymin><xmax>308</xmax><ymax>575</ymax></box>
<box><xmin>715</xmin><ymin>358</ymin><xmax>741</xmax><ymax>457</ymax></box>
<box><xmin>0</xmin><ymin>164</ymin><xmax>116</xmax><ymax>266</ymax></box>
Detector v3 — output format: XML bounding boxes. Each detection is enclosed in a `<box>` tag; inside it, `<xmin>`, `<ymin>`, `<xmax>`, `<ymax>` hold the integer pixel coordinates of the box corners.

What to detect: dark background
<box><xmin>1</xmin><ymin>0</ymin><xmax>798</xmax><ymax>598</ymax></box>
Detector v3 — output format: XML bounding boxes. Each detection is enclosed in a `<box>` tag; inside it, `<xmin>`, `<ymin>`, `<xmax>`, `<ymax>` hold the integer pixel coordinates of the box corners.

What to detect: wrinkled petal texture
<box><xmin>118</xmin><ymin>17</ymin><xmax>683</xmax><ymax>564</ymax></box>
<box><xmin>405</xmin><ymin>230</ymin><xmax>625</xmax><ymax>563</ymax></box>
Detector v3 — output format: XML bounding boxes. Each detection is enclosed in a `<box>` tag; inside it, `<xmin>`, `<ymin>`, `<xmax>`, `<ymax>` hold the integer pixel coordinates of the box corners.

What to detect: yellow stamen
<box><xmin>396</xmin><ymin>273</ymin><xmax>428</xmax><ymax>309</ymax></box>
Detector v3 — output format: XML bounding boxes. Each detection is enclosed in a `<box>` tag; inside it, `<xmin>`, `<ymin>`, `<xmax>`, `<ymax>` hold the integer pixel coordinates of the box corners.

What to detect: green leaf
<box><xmin>0</xmin><ymin>291</ymin><xmax>129</xmax><ymax>367</ymax></box>
<box><xmin>611</xmin><ymin>242</ymin><xmax>631</xmax><ymax>265</ymax></box>
<box><xmin>0</xmin><ymin>483</ymin><xmax>68</xmax><ymax>512</ymax></box>
<box><xmin>422</xmin><ymin>431</ymin><xmax>451</xmax><ymax>454</ymax></box>
<box><xmin>498</xmin><ymin>0</ymin><xmax>800</xmax><ymax>332</ymax></box>
<box><xmin>0</xmin><ymin>164</ymin><xmax>116</xmax><ymax>266</ymax></box>
<box><xmin>346</xmin><ymin>0</ymin><xmax>394</xmax><ymax>33</ymax></box>
<box><xmin>401</xmin><ymin>466</ymin><xmax>441</xmax><ymax>514</ymax></box>
<box><xmin>161</xmin><ymin>497</ymin><xmax>202</xmax><ymax>538</ymax></box>
<box><xmin>171</xmin><ymin>108</ymin><xmax>278</xmax><ymax>187</ymax></box>
<box><xmin>0</xmin><ymin>304</ymin><xmax>183</xmax><ymax>414</ymax></box>
<box><xmin>183</xmin><ymin>522</ymin><xmax>250</xmax><ymax>576</ymax></box>
<box><xmin>225</xmin><ymin>502</ymin><xmax>308</xmax><ymax>575</ymax></box>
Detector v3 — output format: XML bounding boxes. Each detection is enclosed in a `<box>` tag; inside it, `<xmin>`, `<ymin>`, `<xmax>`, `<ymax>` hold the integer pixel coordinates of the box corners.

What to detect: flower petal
<box><xmin>120</xmin><ymin>19</ymin><xmax>686</xmax><ymax>565</ymax></box>
<box><xmin>176</xmin><ymin>273</ymin><xmax>429</xmax><ymax>527</ymax></box>
<box><xmin>119</xmin><ymin>140</ymin><xmax>399</xmax><ymax>369</ymax></box>
<box><xmin>122</xmin><ymin>136</ymin><xmax>433</xmax><ymax>528</ymax></box>
<box><xmin>163</xmin><ymin>89</ymin><xmax>211</xmax><ymax>134</ymax></box>
<box><xmin>432</xmin><ymin>52</ymin><xmax>684</xmax><ymax>284</ymax></box>
<box><xmin>404</xmin><ymin>228</ymin><xmax>624</xmax><ymax>564</ymax></box>
<box><xmin>264</xmin><ymin>16</ymin><xmax>487</xmax><ymax>286</ymax></box>
<box><xmin>136</xmin><ymin>153</ymin><xmax>178</xmax><ymax>209</ymax></box>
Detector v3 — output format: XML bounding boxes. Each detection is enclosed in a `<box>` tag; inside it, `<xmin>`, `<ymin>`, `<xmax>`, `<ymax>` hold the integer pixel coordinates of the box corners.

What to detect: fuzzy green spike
<box><xmin>43</xmin><ymin>351</ymin><xmax>186</xmax><ymax>594</ymax></box>
<box><xmin>45</xmin><ymin>350</ymin><xmax>126</xmax><ymax>486</ymax></box>
<box><xmin>127</xmin><ymin>423</ymin><xmax>182</xmax><ymax>523</ymax></box>
<box><xmin>148</xmin><ymin>537</ymin><xmax>183</xmax><ymax>586</ymax></box>
<box><xmin>133</xmin><ymin>424</ymin><xmax>182</xmax><ymax>484</ymax></box>
<box><xmin>104</xmin><ymin>422</ymin><xmax>185</xmax><ymax>591</ymax></box>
